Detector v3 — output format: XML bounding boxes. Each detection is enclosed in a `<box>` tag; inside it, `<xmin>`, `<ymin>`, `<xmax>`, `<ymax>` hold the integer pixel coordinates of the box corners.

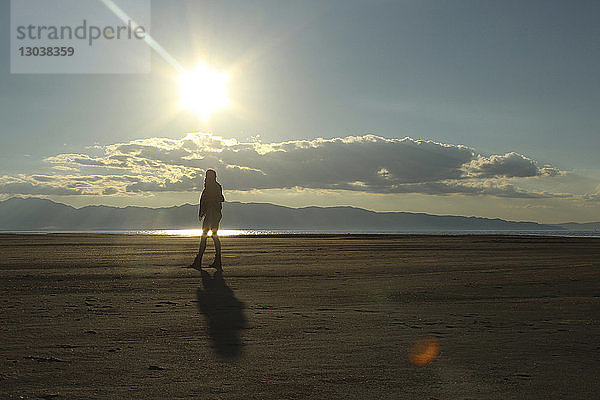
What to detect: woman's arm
<box><xmin>198</xmin><ymin>191</ymin><xmax>206</xmax><ymax>220</ymax></box>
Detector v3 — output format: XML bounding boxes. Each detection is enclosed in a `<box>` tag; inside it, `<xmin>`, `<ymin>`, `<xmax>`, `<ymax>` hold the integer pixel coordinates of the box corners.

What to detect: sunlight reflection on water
<box><xmin>140</xmin><ymin>229</ymin><xmax>263</xmax><ymax>237</ymax></box>
<box><xmin>143</xmin><ymin>229</ymin><xmax>246</xmax><ymax>237</ymax></box>
<box><xmin>4</xmin><ymin>229</ymin><xmax>598</xmax><ymax>237</ymax></box>
<box><xmin>130</xmin><ymin>229</ymin><xmax>600</xmax><ymax>237</ymax></box>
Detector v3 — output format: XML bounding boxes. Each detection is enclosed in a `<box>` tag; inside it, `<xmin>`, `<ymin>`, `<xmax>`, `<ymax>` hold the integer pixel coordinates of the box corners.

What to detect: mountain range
<box><xmin>0</xmin><ymin>197</ymin><xmax>598</xmax><ymax>232</ymax></box>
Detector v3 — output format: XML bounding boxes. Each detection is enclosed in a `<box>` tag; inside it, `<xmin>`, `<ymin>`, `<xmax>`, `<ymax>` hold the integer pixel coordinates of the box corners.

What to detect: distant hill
<box><xmin>1</xmin><ymin>196</ymin><xmax>593</xmax><ymax>232</ymax></box>
<box><xmin>554</xmin><ymin>221</ymin><xmax>600</xmax><ymax>231</ymax></box>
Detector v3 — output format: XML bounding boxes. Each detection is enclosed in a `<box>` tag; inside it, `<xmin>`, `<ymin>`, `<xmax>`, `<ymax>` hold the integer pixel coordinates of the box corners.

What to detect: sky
<box><xmin>1</xmin><ymin>0</ymin><xmax>599</xmax><ymax>223</ymax></box>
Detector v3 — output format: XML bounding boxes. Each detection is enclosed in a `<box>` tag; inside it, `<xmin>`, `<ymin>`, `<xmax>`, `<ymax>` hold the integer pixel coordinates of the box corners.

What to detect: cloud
<box><xmin>102</xmin><ymin>187</ymin><xmax>118</xmax><ymax>195</ymax></box>
<box><xmin>0</xmin><ymin>174</ymin><xmax>146</xmax><ymax>196</ymax></box>
<box><xmin>582</xmin><ymin>185</ymin><xmax>600</xmax><ymax>202</ymax></box>
<box><xmin>0</xmin><ymin>181</ymin><xmax>83</xmax><ymax>196</ymax></box>
<box><xmin>463</xmin><ymin>152</ymin><xmax>561</xmax><ymax>178</ymax></box>
<box><xmin>2</xmin><ymin>133</ymin><xmax>566</xmax><ymax>198</ymax></box>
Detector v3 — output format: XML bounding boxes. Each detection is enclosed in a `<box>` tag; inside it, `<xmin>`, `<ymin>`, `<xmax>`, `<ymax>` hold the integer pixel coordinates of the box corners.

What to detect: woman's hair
<box><xmin>205</xmin><ymin>169</ymin><xmax>217</xmax><ymax>184</ymax></box>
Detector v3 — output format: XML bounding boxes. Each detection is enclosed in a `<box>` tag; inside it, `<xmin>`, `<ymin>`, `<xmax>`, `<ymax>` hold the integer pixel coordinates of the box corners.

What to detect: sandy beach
<box><xmin>1</xmin><ymin>233</ymin><xmax>599</xmax><ymax>399</ymax></box>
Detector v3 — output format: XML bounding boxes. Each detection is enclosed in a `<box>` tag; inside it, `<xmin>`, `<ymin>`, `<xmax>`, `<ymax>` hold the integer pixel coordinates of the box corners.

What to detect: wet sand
<box><xmin>1</xmin><ymin>234</ymin><xmax>599</xmax><ymax>399</ymax></box>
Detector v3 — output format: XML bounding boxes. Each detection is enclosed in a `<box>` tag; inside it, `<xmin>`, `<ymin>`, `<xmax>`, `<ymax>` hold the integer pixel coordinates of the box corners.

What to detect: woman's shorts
<box><xmin>202</xmin><ymin>208</ymin><xmax>222</xmax><ymax>233</ymax></box>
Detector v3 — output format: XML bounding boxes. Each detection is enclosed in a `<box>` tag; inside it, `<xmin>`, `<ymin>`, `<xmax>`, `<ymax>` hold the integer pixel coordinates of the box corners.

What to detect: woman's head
<box><xmin>205</xmin><ymin>169</ymin><xmax>217</xmax><ymax>183</ymax></box>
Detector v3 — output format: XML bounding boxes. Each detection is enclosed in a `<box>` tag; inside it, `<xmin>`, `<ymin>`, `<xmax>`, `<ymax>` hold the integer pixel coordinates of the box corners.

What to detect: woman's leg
<box><xmin>211</xmin><ymin>233</ymin><xmax>222</xmax><ymax>268</ymax></box>
<box><xmin>210</xmin><ymin>213</ymin><xmax>223</xmax><ymax>268</ymax></box>
<box><xmin>192</xmin><ymin>228</ymin><xmax>209</xmax><ymax>266</ymax></box>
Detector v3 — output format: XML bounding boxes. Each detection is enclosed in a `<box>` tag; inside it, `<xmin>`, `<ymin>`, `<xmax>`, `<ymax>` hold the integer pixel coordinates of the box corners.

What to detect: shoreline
<box><xmin>1</xmin><ymin>230</ymin><xmax>599</xmax><ymax>238</ymax></box>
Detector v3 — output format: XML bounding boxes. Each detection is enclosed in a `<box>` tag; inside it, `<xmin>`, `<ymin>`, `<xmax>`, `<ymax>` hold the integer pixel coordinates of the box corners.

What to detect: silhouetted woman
<box><xmin>190</xmin><ymin>169</ymin><xmax>224</xmax><ymax>269</ymax></box>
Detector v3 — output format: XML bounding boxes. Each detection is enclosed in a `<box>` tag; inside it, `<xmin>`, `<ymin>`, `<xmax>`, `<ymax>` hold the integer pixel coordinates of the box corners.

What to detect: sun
<box><xmin>178</xmin><ymin>63</ymin><xmax>229</xmax><ymax>119</ymax></box>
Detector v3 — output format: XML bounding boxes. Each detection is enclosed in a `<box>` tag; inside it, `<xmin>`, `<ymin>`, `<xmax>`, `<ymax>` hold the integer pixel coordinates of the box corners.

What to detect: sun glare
<box><xmin>178</xmin><ymin>63</ymin><xmax>229</xmax><ymax>118</ymax></box>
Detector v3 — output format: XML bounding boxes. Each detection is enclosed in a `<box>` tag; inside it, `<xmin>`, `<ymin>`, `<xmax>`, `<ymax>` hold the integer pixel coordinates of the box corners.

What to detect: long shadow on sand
<box><xmin>196</xmin><ymin>269</ymin><xmax>246</xmax><ymax>359</ymax></box>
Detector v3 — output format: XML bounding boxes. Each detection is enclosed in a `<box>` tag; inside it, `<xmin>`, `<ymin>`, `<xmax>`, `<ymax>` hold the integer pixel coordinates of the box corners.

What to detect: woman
<box><xmin>190</xmin><ymin>169</ymin><xmax>224</xmax><ymax>270</ymax></box>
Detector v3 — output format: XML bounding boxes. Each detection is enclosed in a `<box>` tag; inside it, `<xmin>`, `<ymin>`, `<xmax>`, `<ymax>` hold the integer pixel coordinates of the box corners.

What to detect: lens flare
<box><xmin>409</xmin><ymin>337</ymin><xmax>440</xmax><ymax>366</ymax></box>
